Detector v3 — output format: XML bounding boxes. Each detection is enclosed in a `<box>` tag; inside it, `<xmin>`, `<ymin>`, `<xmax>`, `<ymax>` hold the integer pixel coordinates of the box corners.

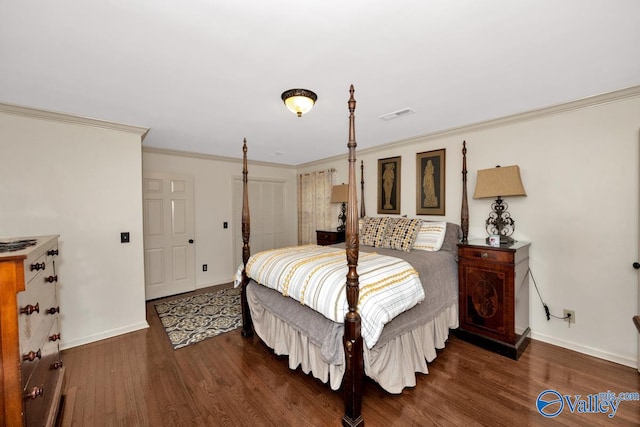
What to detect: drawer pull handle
<box><xmin>49</xmin><ymin>333</ymin><xmax>61</xmax><ymax>342</ymax></box>
<box><xmin>47</xmin><ymin>249</ymin><xmax>59</xmax><ymax>256</ymax></box>
<box><xmin>24</xmin><ymin>386</ymin><xmax>44</xmax><ymax>400</ymax></box>
<box><xmin>481</xmin><ymin>252</ymin><xmax>489</xmax><ymax>258</ymax></box>
<box><xmin>50</xmin><ymin>361</ymin><xmax>64</xmax><ymax>370</ymax></box>
<box><xmin>30</xmin><ymin>262</ymin><xmax>46</xmax><ymax>271</ymax></box>
<box><xmin>45</xmin><ymin>275</ymin><xmax>58</xmax><ymax>283</ymax></box>
<box><xmin>46</xmin><ymin>306</ymin><xmax>60</xmax><ymax>315</ymax></box>
<box><xmin>23</xmin><ymin>349</ymin><xmax>42</xmax><ymax>362</ymax></box>
<box><xmin>20</xmin><ymin>303</ymin><xmax>40</xmax><ymax>315</ymax></box>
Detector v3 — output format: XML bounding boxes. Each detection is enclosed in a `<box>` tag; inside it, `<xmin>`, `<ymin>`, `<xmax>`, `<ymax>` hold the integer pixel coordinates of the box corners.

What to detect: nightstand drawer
<box><xmin>316</xmin><ymin>230</ymin><xmax>345</xmax><ymax>246</ymax></box>
<box><xmin>458</xmin><ymin>246</ymin><xmax>514</xmax><ymax>263</ymax></box>
<box><xmin>317</xmin><ymin>231</ymin><xmax>334</xmax><ymax>242</ymax></box>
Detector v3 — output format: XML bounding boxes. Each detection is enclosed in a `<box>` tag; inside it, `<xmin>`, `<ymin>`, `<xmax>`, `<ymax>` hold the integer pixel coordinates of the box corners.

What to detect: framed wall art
<box><xmin>416</xmin><ymin>149</ymin><xmax>445</xmax><ymax>215</ymax></box>
<box><xmin>377</xmin><ymin>156</ymin><xmax>401</xmax><ymax>214</ymax></box>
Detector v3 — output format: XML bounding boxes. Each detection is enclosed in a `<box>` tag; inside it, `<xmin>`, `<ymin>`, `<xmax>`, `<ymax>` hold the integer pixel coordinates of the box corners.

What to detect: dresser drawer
<box><xmin>1</xmin><ymin>235</ymin><xmax>63</xmax><ymax>427</ymax></box>
<box><xmin>45</xmin><ymin>243</ymin><xmax>59</xmax><ymax>265</ymax></box>
<box><xmin>23</xmin><ymin>321</ymin><xmax>63</xmax><ymax>427</ymax></box>
<box><xmin>458</xmin><ymin>246</ymin><xmax>514</xmax><ymax>264</ymax></box>
<box><xmin>20</xmin><ymin>292</ymin><xmax>58</xmax><ymax>385</ymax></box>
<box><xmin>24</xmin><ymin>252</ymin><xmax>47</xmax><ymax>286</ymax></box>
<box><xmin>18</xmin><ymin>260</ymin><xmax>58</xmax><ymax>354</ymax></box>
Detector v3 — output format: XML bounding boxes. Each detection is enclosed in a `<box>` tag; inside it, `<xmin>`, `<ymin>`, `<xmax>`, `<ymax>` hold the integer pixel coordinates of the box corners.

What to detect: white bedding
<box><xmin>240</xmin><ymin>245</ymin><xmax>424</xmax><ymax>348</ymax></box>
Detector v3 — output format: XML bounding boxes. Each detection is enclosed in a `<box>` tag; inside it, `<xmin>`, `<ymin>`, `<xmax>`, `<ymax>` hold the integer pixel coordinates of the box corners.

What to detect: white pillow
<box><xmin>413</xmin><ymin>221</ymin><xmax>447</xmax><ymax>251</ymax></box>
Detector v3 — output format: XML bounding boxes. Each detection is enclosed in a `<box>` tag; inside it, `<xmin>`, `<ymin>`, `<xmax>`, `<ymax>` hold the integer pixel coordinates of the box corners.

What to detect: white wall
<box><xmin>297</xmin><ymin>87</ymin><xmax>640</xmax><ymax>368</ymax></box>
<box><xmin>0</xmin><ymin>104</ymin><xmax>149</xmax><ymax>349</ymax></box>
<box><xmin>4</xmin><ymin>86</ymin><xmax>638</xmax><ymax>366</ymax></box>
<box><xmin>142</xmin><ymin>149</ymin><xmax>298</xmax><ymax>288</ymax></box>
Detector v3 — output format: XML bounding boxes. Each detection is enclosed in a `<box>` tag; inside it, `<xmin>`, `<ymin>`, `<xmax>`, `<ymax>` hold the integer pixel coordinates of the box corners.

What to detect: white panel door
<box><xmin>233</xmin><ymin>178</ymin><xmax>287</xmax><ymax>271</ymax></box>
<box><xmin>143</xmin><ymin>172</ymin><xmax>196</xmax><ymax>300</ymax></box>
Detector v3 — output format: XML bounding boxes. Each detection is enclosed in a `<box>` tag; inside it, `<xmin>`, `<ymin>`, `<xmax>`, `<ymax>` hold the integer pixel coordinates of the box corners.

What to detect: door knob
<box><xmin>633</xmin><ymin>262</ymin><xmax>640</xmax><ymax>270</ymax></box>
<box><xmin>189</xmin><ymin>239</ymin><xmax>194</xmax><ymax>244</ymax></box>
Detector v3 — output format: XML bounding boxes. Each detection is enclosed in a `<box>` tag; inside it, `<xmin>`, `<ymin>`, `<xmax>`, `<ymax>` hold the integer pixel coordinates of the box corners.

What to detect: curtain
<box><xmin>297</xmin><ymin>169</ymin><xmax>336</xmax><ymax>244</ymax></box>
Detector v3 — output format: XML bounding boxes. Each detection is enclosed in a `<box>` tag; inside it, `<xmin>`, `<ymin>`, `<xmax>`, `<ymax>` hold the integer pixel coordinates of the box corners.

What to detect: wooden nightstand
<box><xmin>456</xmin><ymin>239</ymin><xmax>531</xmax><ymax>359</ymax></box>
<box><xmin>316</xmin><ymin>229</ymin><xmax>345</xmax><ymax>246</ymax></box>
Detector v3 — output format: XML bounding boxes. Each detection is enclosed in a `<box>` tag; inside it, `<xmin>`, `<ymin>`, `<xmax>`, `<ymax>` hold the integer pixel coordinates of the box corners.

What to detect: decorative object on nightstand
<box><xmin>456</xmin><ymin>239</ymin><xmax>531</xmax><ymax>360</ymax></box>
<box><xmin>330</xmin><ymin>184</ymin><xmax>349</xmax><ymax>231</ymax></box>
<box><xmin>316</xmin><ymin>229</ymin><xmax>346</xmax><ymax>246</ymax></box>
<box><xmin>473</xmin><ymin>165</ymin><xmax>526</xmax><ymax>247</ymax></box>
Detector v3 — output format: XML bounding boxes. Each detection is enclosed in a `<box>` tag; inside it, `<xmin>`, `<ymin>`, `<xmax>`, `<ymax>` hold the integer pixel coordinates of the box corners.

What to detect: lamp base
<box><xmin>337</xmin><ymin>202</ymin><xmax>347</xmax><ymax>232</ymax></box>
<box><xmin>486</xmin><ymin>235</ymin><xmax>515</xmax><ymax>247</ymax></box>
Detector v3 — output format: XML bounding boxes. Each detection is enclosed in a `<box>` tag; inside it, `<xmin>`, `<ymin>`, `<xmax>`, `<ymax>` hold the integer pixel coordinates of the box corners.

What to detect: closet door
<box><xmin>233</xmin><ymin>178</ymin><xmax>286</xmax><ymax>271</ymax></box>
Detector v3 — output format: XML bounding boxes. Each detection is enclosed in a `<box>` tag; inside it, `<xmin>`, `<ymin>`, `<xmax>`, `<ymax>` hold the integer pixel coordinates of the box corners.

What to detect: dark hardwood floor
<box><xmin>60</xmin><ymin>286</ymin><xmax>640</xmax><ymax>426</ymax></box>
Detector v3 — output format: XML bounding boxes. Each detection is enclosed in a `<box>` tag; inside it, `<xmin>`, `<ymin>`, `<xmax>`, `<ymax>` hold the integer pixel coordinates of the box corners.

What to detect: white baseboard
<box><xmin>531</xmin><ymin>331</ymin><xmax>637</xmax><ymax>369</ymax></box>
<box><xmin>197</xmin><ymin>278</ymin><xmax>234</xmax><ymax>289</ymax></box>
<box><xmin>60</xmin><ymin>321</ymin><xmax>149</xmax><ymax>351</ymax></box>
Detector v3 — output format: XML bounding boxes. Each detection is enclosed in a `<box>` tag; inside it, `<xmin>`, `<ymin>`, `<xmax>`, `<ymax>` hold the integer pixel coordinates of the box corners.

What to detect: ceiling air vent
<box><xmin>379</xmin><ymin>108</ymin><xmax>416</xmax><ymax>121</ymax></box>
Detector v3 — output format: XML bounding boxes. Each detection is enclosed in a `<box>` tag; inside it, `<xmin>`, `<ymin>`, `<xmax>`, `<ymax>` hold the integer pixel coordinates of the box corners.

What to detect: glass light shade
<box><xmin>281</xmin><ymin>89</ymin><xmax>317</xmax><ymax>117</ymax></box>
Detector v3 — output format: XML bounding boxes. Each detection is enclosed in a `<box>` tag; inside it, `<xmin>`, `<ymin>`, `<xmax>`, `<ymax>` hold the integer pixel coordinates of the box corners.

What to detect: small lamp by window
<box><xmin>330</xmin><ymin>184</ymin><xmax>349</xmax><ymax>231</ymax></box>
<box><xmin>473</xmin><ymin>165</ymin><xmax>527</xmax><ymax>246</ymax></box>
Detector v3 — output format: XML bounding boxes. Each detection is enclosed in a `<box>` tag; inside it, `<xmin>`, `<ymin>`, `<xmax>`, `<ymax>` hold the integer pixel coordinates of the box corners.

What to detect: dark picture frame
<box><xmin>377</xmin><ymin>156</ymin><xmax>401</xmax><ymax>214</ymax></box>
<box><xmin>416</xmin><ymin>149</ymin><xmax>445</xmax><ymax>215</ymax></box>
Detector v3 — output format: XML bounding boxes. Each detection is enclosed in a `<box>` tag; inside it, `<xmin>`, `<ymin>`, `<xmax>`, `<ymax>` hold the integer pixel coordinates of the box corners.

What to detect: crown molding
<box><xmin>142</xmin><ymin>146</ymin><xmax>296</xmax><ymax>169</ymax></box>
<box><xmin>298</xmin><ymin>84</ymin><xmax>640</xmax><ymax>168</ymax></box>
<box><xmin>0</xmin><ymin>102</ymin><xmax>149</xmax><ymax>140</ymax></box>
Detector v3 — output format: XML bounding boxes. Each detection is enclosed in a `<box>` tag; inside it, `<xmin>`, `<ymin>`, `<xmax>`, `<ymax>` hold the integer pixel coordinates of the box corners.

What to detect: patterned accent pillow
<box><xmin>413</xmin><ymin>221</ymin><xmax>447</xmax><ymax>251</ymax></box>
<box><xmin>360</xmin><ymin>217</ymin><xmax>389</xmax><ymax>247</ymax></box>
<box><xmin>381</xmin><ymin>218</ymin><xmax>424</xmax><ymax>252</ymax></box>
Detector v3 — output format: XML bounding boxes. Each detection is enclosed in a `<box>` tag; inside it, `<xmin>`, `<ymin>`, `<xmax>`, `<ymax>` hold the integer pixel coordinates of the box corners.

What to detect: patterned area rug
<box><xmin>154</xmin><ymin>287</ymin><xmax>242</xmax><ymax>349</ymax></box>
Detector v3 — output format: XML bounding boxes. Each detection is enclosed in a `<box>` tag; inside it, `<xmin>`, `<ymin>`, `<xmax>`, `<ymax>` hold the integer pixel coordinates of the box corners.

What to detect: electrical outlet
<box><xmin>203</xmin><ymin>264</ymin><xmax>208</xmax><ymax>272</ymax></box>
<box><xmin>563</xmin><ymin>309</ymin><xmax>575</xmax><ymax>324</ymax></box>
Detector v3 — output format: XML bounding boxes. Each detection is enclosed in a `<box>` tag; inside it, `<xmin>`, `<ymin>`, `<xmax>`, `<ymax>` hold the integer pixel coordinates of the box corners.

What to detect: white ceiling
<box><xmin>2</xmin><ymin>1</ymin><xmax>640</xmax><ymax>165</ymax></box>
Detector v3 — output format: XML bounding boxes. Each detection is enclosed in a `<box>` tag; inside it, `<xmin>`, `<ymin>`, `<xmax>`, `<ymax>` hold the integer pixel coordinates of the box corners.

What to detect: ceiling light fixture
<box><xmin>281</xmin><ymin>88</ymin><xmax>317</xmax><ymax>117</ymax></box>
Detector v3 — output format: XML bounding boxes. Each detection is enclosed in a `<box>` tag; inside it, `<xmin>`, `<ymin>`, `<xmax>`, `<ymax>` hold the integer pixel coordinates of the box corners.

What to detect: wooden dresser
<box><xmin>0</xmin><ymin>235</ymin><xmax>65</xmax><ymax>427</ymax></box>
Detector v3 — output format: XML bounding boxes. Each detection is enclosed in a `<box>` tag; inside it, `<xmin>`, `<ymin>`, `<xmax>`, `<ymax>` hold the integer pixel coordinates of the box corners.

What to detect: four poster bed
<box><xmin>239</xmin><ymin>85</ymin><xmax>469</xmax><ymax>426</ymax></box>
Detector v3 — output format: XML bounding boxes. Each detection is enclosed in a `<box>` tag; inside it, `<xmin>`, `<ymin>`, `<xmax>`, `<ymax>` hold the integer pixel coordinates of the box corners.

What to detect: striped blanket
<box><xmin>241</xmin><ymin>245</ymin><xmax>424</xmax><ymax>348</ymax></box>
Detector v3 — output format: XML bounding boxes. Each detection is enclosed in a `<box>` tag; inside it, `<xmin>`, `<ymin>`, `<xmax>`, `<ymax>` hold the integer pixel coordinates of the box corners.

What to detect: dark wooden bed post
<box><xmin>461</xmin><ymin>141</ymin><xmax>469</xmax><ymax>243</ymax></box>
<box><xmin>360</xmin><ymin>160</ymin><xmax>366</xmax><ymax>218</ymax></box>
<box><xmin>342</xmin><ymin>85</ymin><xmax>364</xmax><ymax>427</ymax></box>
<box><xmin>241</xmin><ymin>138</ymin><xmax>253</xmax><ymax>338</ymax></box>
